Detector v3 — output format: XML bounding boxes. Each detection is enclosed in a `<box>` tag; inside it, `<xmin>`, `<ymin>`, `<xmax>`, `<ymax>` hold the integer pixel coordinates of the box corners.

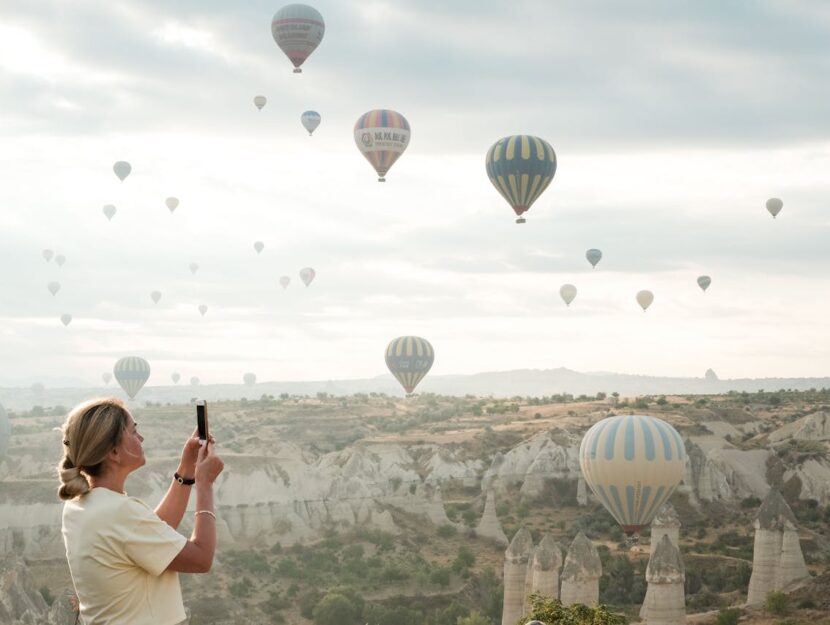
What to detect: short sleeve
<box><xmin>118</xmin><ymin>497</ymin><xmax>188</xmax><ymax>577</ymax></box>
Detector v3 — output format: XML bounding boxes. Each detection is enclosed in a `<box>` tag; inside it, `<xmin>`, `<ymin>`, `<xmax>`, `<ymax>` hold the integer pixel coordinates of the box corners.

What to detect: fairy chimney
<box><xmin>502</xmin><ymin>527</ymin><xmax>534</xmax><ymax>625</ymax></box>
<box><xmin>650</xmin><ymin>504</ymin><xmax>680</xmax><ymax>555</ymax></box>
<box><xmin>642</xmin><ymin>535</ymin><xmax>686</xmax><ymax>625</ymax></box>
<box><xmin>476</xmin><ymin>490</ymin><xmax>509</xmax><ymax>546</ymax></box>
<box><xmin>530</xmin><ymin>534</ymin><xmax>563</xmax><ymax>600</ymax></box>
<box><xmin>560</xmin><ymin>532</ymin><xmax>602</xmax><ymax>607</ymax></box>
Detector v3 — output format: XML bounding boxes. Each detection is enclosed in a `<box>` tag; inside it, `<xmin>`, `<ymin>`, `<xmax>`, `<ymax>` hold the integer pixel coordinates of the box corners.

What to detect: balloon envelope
<box><xmin>485</xmin><ymin>135</ymin><xmax>556</xmax><ymax>223</ymax></box>
<box><xmin>55</xmin><ymin>255</ymin><xmax>66</xmax><ymax>267</ymax></box>
<box><xmin>113</xmin><ymin>356</ymin><xmax>151</xmax><ymax>399</ymax></box>
<box><xmin>560</xmin><ymin>284</ymin><xmax>577</xmax><ymax>306</ymax></box>
<box><xmin>113</xmin><ymin>161</ymin><xmax>131</xmax><ymax>181</ymax></box>
<box><xmin>766</xmin><ymin>197</ymin><xmax>783</xmax><ymax>218</ymax></box>
<box><xmin>299</xmin><ymin>267</ymin><xmax>315</xmax><ymax>286</ymax></box>
<box><xmin>279</xmin><ymin>276</ymin><xmax>290</xmax><ymax>289</ymax></box>
<box><xmin>697</xmin><ymin>275</ymin><xmax>711</xmax><ymax>292</ymax></box>
<box><xmin>271</xmin><ymin>4</ymin><xmax>325</xmax><ymax>73</ymax></box>
<box><xmin>579</xmin><ymin>414</ymin><xmax>685</xmax><ymax>534</ymax></box>
<box><xmin>243</xmin><ymin>372</ymin><xmax>256</xmax><ymax>385</ymax></box>
<box><xmin>254</xmin><ymin>241</ymin><xmax>264</xmax><ymax>254</ymax></box>
<box><xmin>190</xmin><ymin>377</ymin><xmax>200</xmax><ymax>386</ymax></box>
<box><xmin>354</xmin><ymin>110</ymin><xmax>410</xmax><ymax>181</ymax></box>
<box><xmin>166</xmin><ymin>197</ymin><xmax>179</xmax><ymax>212</ymax></box>
<box><xmin>102</xmin><ymin>372</ymin><xmax>112</xmax><ymax>385</ymax></box>
<box><xmin>198</xmin><ymin>304</ymin><xmax>208</xmax><ymax>316</ymax></box>
<box><xmin>171</xmin><ymin>373</ymin><xmax>181</xmax><ymax>384</ymax></box>
<box><xmin>385</xmin><ymin>336</ymin><xmax>434</xmax><ymax>394</ymax></box>
<box><xmin>636</xmin><ymin>290</ymin><xmax>654</xmax><ymax>311</ymax></box>
<box><xmin>48</xmin><ymin>281</ymin><xmax>61</xmax><ymax>296</ymax></box>
<box><xmin>103</xmin><ymin>204</ymin><xmax>116</xmax><ymax>221</ymax></box>
<box><xmin>254</xmin><ymin>95</ymin><xmax>267</xmax><ymax>110</ymax></box>
<box><xmin>150</xmin><ymin>291</ymin><xmax>162</xmax><ymax>304</ymax></box>
<box><xmin>301</xmin><ymin>110</ymin><xmax>321</xmax><ymax>135</ymax></box>
<box><xmin>586</xmin><ymin>248</ymin><xmax>602</xmax><ymax>268</ymax></box>
<box><xmin>60</xmin><ymin>314</ymin><xmax>72</xmax><ymax>326</ymax></box>
<box><xmin>189</xmin><ymin>262</ymin><xmax>199</xmax><ymax>275</ymax></box>
<box><xmin>42</xmin><ymin>249</ymin><xmax>54</xmax><ymax>262</ymax></box>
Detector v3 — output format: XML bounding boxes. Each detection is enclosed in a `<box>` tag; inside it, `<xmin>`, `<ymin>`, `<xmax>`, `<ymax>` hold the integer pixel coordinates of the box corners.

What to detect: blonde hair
<box><xmin>57</xmin><ymin>398</ymin><xmax>130</xmax><ymax>501</ymax></box>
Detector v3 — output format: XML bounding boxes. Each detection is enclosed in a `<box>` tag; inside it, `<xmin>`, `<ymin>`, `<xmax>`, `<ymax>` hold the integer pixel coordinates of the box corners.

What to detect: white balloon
<box><xmin>189</xmin><ymin>262</ymin><xmax>199</xmax><ymax>274</ymax></box>
<box><xmin>113</xmin><ymin>161</ymin><xmax>131</xmax><ymax>181</ymax></box>
<box><xmin>102</xmin><ymin>372</ymin><xmax>112</xmax><ymax>385</ymax></box>
<box><xmin>60</xmin><ymin>313</ymin><xmax>72</xmax><ymax>326</ymax></box>
<box><xmin>166</xmin><ymin>197</ymin><xmax>179</xmax><ymax>212</ymax></box>
<box><xmin>254</xmin><ymin>95</ymin><xmax>267</xmax><ymax>110</ymax></box>
<box><xmin>301</xmin><ymin>110</ymin><xmax>321</xmax><ymax>135</ymax></box>
<box><xmin>103</xmin><ymin>204</ymin><xmax>116</xmax><ymax>221</ymax></box>
<box><xmin>190</xmin><ymin>376</ymin><xmax>200</xmax><ymax>386</ymax></box>
<box><xmin>150</xmin><ymin>291</ymin><xmax>162</xmax><ymax>304</ymax></box>
<box><xmin>254</xmin><ymin>241</ymin><xmax>264</xmax><ymax>254</ymax></box>
<box><xmin>766</xmin><ymin>197</ymin><xmax>783</xmax><ymax>218</ymax></box>
<box><xmin>55</xmin><ymin>255</ymin><xmax>66</xmax><ymax>267</ymax></box>
<box><xmin>48</xmin><ymin>281</ymin><xmax>60</xmax><ymax>296</ymax></box>
<box><xmin>279</xmin><ymin>276</ymin><xmax>290</xmax><ymax>289</ymax></box>
<box><xmin>171</xmin><ymin>372</ymin><xmax>181</xmax><ymax>384</ymax></box>
<box><xmin>586</xmin><ymin>248</ymin><xmax>602</xmax><ymax>268</ymax></box>
<box><xmin>299</xmin><ymin>267</ymin><xmax>316</xmax><ymax>287</ymax></box>
<box><xmin>243</xmin><ymin>372</ymin><xmax>256</xmax><ymax>385</ymax></box>
<box><xmin>560</xmin><ymin>284</ymin><xmax>577</xmax><ymax>306</ymax></box>
<box><xmin>42</xmin><ymin>249</ymin><xmax>54</xmax><ymax>262</ymax></box>
<box><xmin>636</xmin><ymin>290</ymin><xmax>654</xmax><ymax>311</ymax></box>
<box><xmin>198</xmin><ymin>304</ymin><xmax>208</xmax><ymax>316</ymax></box>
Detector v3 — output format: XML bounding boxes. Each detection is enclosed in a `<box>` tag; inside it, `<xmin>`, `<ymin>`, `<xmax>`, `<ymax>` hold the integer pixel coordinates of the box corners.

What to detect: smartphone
<box><xmin>196</xmin><ymin>400</ymin><xmax>209</xmax><ymax>442</ymax></box>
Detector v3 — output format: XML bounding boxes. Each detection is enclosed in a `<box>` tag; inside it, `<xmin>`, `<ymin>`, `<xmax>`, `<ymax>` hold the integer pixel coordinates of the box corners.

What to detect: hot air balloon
<box><xmin>301</xmin><ymin>110</ymin><xmax>321</xmax><ymax>135</ymax></box>
<box><xmin>31</xmin><ymin>382</ymin><xmax>45</xmax><ymax>395</ymax></box>
<box><xmin>254</xmin><ymin>95</ymin><xmax>267</xmax><ymax>110</ymax></box>
<box><xmin>189</xmin><ymin>262</ymin><xmax>199</xmax><ymax>275</ymax></box>
<box><xmin>55</xmin><ymin>255</ymin><xmax>66</xmax><ymax>267</ymax></box>
<box><xmin>48</xmin><ymin>282</ymin><xmax>60</xmax><ymax>296</ymax></box>
<box><xmin>254</xmin><ymin>241</ymin><xmax>264</xmax><ymax>254</ymax></box>
<box><xmin>198</xmin><ymin>304</ymin><xmax>208</xmax><ymax>316</ymax></box>
<box><xmin>354</xmin><ymin>110</ymin><xmax>410</xmax><ymax>182</ymax></box>
<box><xmin>579</xmin><ymin>414</ymin><xmax>686</xmax><ymax>534</ymax></box>
<box><xmin>271</xmin><ymin>4</ymin><xmax>325</xmax><ymax>73</ymax></box>
<box><xmin>171</xmin><ymin>372</ymin><xmax>181</xmax><ymax>384</ymax></box>
<box><xmin>114</xmin><ymin>356</ymin><xmax>151</xmax><ymax>400</ymax></box>
<box><xmin>766</xmin><ymin>198</ymin><xmax>783</xmax><ymax>218</ymax></box>
<box><xmin>42</xmin><ymin>249</ymin><xmax>54</xmax><ymax>262</ymax></box>
<box><xmin>113</xmin><ymin>161</ymin><xmax>131</xmax><ymax>182</ymax></box>
<box><xmin>385</xmin><ymin>336</ymin><xmax>434</xmax><ymax>395</ymax></box>
<box><xmin>279</xmin><ymin>276</ymin><xmax>290</xmax><ymax>289</ymax></box>
<box><xmin>150</xmin><ymin>291</ymin><xmax>162</xmax><ymax>304</ymax></box>
<box><xmin>60</xmin><ymin>314</ymin><xmax>72</xmax><ymax>326</ymax></box>
<box><xmin>586</xmin><ymin>249</ymin><xmax>602</xmax><ymax>268</ymax></box>
<box><xmin>697</xmin><ymin>276</ymin><xmax>711</xmax><ymax>292</ymax></box>
<box><xmin>103</xmin><ymin>204</ymin><xmax>116</xmax><ymax>221</ymax></box>
<box><xmin>0</xmin><ymin>404</ymin><xmax>10</xmax><ymax>460</ymax></box>
<box><xmin>102</xmin><ymin>372</ymin><xmax>112</xmax><ymax>385</ymax></box>
<box><xmin>636</xmin><ymin>290</ymin><xmax>654</xmax><ymax>311</ymax></box>
<box><xmin>299</xmin><ymin>267</ymin><xmax>315</xmax><ymax>286</ymax></box>
<box><xmin>166</xmin><ymin>197</ymin><xmax>179</xmax><ymax>212</ymax></box>
<box><xmin>560</xmin><ymin>284</ymin><xmax>577</xmax><ymax>307</ymax></box>
<box><xmin>485</xmin><ymin>135</ymin><xmax>556</xmax><ymax>224</ymax></box>
<box><xmin>190</xmin><ymin>377</ymin><xmax>200</xmax><ymax>386</ymax></box>
<box><xmin>243</xmin><ymin>372</ymin><xmax>256</xmax><ymax>386</ymax></box>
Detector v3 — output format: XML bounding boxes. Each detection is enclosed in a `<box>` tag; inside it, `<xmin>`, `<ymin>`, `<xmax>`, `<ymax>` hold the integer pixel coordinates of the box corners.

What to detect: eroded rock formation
<box><xmin>560</xmin><ymin>531</ymin><xmax>601</xmax><ymax>607</ymax></box>
<box><xmin>642</xmin><ymin>535</ymin><xmax>686</xmax><ymax>625</ymax></box>
<box><xmin>502</xmin><ymin>527</ymin><xmax>533</xmax><ymax>625</ymax></box>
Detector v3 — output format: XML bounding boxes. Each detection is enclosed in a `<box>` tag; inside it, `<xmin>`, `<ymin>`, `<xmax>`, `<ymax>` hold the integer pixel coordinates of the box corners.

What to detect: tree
<box><xmin>313</xmin><ymin>593</ymin><xmax>360</xmax><ymax>625</ymax></box>
<box><xmin>521</xmin><ymin>593</ymin><xmax>626</xmax><ymax>625</ymax></box>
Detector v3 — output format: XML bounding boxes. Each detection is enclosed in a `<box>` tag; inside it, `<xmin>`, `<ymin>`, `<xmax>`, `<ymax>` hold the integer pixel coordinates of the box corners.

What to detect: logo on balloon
<box><xmin>361</xmin><ymin>132</ymin><xmax>373</xmax><ymax>147</ymax></box>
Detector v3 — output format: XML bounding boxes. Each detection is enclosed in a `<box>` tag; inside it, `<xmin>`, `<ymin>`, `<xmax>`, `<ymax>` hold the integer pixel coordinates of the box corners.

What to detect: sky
<box><xmin>1</xmin><ymin>0</ymin><xmax>830</xmax><ymax>387</ymax></box>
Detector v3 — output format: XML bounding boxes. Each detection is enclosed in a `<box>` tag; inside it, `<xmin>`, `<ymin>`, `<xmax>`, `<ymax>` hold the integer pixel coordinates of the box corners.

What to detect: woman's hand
<box><xmin>195</xmin><ymin>440</ymin><xmax>224</xmax><ymax>486</ymax></box>
<box><xmin>178</xmin><ymin>428</ymin><xmax>214</xmax><ymax>478</ymax></box>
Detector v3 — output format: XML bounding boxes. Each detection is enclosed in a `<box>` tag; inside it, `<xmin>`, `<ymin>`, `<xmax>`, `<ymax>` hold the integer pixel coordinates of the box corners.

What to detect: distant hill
<box><xmin>2</xmin><ymin>367</ymin><xmax>830</xmax><ymax>411</ymax></box>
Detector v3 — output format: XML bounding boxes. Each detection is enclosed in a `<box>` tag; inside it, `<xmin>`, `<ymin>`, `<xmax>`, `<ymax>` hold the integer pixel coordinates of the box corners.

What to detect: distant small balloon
<box><xmin>113</xmin><ymin>161</ymin><xmax>131</xmax><ymax>182</ymax></box>
<box><xmin>42</xmin><ymin>249</ymin><xmax>54</xmax><ymax>262</ymax></box>
<box><xmin>190</xmin><ymin>376</ymin><xmax>200</xmax><ymax>386</ymax></box>
<box><xmin>243</xmin><ymin>372</ymin><xmax>256</xmax><ymax>385</ymax></box>
<box><xmin>114</xmin><ymin>356</ymin><xmax>151</xmax><ymax>399</ymax></box>
<box><xmin>766</xmin><ymin>197</ymin><xmax>783</xmax><ymax>218</ymax></box>
<box><xmin>254</xmin><ymin>241</ymin><xmax>264</xmax><ymax>254</ymax></box>
<box><xmin>697</xmin><ymin>275</ymin><xmax>711</xmax><ymax>292</ymax></box>
<box><xmin>60</xmin><ymin>313</ymin><xmax>72</xmax><ymax>326</ymax></box>
<box><xmin>103</xmin><ymin>204</ymin><xmax>116</xmax><ymax>221</ymax></box>
<box><xmin>189</xmin><ymin>262</ymin><xmax>199</xmax><ymax>275</ymax></box>
<box><xmin>102</xmin><ymin>372</ymin><xmax>112</xmax><ymax>385</ymax></box>
<box><xmin>271</xmin><ymin>4</ymin><xmax>325</xmax><ymax>73</ymax></box>
<box><xmin>254</xmin><ymin>95</ymin><xmax>267</xmax><ymax>110</ymax></box>
<box><xmin>279</xmin><ymin>276</ymin><xmax>290</xmax><ymax>289</ymax></box>
<box><xmin>150</xmin><ymin>291</ymin><xmax>162</xmax><ymax>304</ymax></box>
<box><xmin>171</xmin><ymin>372</ymin><xmax>181</xmax><ymax>384</ymax></box>
<box><xmin>636</xmin><ymin>290</ymin><xmax>654</xmax><ymax>311</ymax></box>
<box><xmin>198</xmin><ymin>304</ymin><xmax>208</xmax><ymax>316</ymax></box>
<box><xmin>560</xmin><ymin>284</ymin><xmax>577</xmax><ymax>306</ymax></box>
<box><xmin>48</xmin><ymin>281</ymin><xmax>61</xmax><ymax>296</ymax></box>
<box><xmin>55</xmin><ymin>255</ymin><xmax>66</xmax><ymax>267</ymax></box>
<box><xmin>301</xmin><ymin>110</ymin><xmax>321</xmax><ymax>135</ymax></box>
<box><xmin>31</xmin><ymin>382</ymin><xmax>45</xmax><ymax>394</ymax></box>
<box><xmin>586</xmin><ymin>248</ymin><xmax>602</xmax><ymax>268</ymax></box>
<box><xmin>166</xmin><ymin>197</ymin><xmax>179</xmax><ymax>212</ymax></box>
<box><xmin>299</xmin><ymin>267</ymin><xmax>316</xmax><ymax>286</ymax></box>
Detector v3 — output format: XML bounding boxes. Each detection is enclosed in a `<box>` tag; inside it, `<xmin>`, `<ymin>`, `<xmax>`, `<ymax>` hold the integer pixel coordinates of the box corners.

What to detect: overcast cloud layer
<box><xmin>1</xmin><ymin>0</ymin><xmax>829</xmax><ymax>388</ymax></box>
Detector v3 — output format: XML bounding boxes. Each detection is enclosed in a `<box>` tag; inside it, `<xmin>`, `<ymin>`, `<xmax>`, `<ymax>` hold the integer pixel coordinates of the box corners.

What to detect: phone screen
<box><xmin>196</xmin><ymin>400</ymin><xmax>209</xmax><ymax>441</ymax></box>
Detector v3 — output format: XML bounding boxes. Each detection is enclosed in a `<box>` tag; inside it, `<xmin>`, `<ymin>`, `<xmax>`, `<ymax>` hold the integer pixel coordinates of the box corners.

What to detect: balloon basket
<box><xmin>293</xmin><ymin>68</ymin><xmax>302</xmax><ymax>73</ymax></box>
<box><xmin>516</xmin><ymin>217</ymin><xmax>526</xmax><ymax>224</ymax></box>
<box><xmin>378</xmin><ymin>177</ymin><xmax>386</xmax><ymax>183</ymax></box>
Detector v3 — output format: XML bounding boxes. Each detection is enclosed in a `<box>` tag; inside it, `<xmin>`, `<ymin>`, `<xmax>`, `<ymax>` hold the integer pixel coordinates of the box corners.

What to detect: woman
<box><xmin>57</xmin><ymin>397</ymin><xmax>224</xmax><ymax>625</ymax></box>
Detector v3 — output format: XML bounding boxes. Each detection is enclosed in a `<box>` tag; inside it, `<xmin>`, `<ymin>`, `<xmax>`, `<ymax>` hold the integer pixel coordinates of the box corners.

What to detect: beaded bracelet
<box><xmin>194</xmin><ymin>510</ymin><xmax>216</xmax><ymax>519</ymax></box>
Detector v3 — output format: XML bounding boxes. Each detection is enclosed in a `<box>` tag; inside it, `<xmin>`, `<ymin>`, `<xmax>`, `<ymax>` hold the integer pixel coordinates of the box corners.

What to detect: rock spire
<box><xmin>560</xmin><ymin>531</ymin><xmax>602</xmax><ymax>606</ymax></box>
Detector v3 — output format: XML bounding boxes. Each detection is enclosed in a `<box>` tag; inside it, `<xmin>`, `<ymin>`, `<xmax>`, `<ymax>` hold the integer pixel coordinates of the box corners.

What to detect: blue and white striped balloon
<box><xmin>113</xmin><ymin>356</ymin><xmax>151</xmax><ymax>400</ymax></box>
<box><xmin>579</xmin><ymin>414</ymin><xmax>685</xmax><ymax>534</ymax></box>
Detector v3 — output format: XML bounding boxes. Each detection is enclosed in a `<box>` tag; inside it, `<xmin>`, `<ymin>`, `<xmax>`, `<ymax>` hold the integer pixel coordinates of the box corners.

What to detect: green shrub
<box><xmin>765</xmin><ymin>591</ymin><xmax>789</xmax><ymax>616</ymax></box>
<box><xmin>716</xmin><ymin>607</ymin><xmax>742</xmax><ymax>625</ymax></box>
<box><xmin>437</xmin><ymin>524</ymin><xmax>457</xmax><ymax>538</ymax></box>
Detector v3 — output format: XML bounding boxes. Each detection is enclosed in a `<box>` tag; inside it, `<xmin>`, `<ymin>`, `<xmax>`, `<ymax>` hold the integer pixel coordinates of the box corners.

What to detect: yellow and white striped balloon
<box><xmin>579</xmin><ymin>414</ymin><xmax>685</xmax><ymax>534</ymax></box>
<box><xmin>385</xmin><ymin>336</ymin><xmax>434</xmax><ymax>395</ymax></box>
<box><xmin>113</xmin><ymin>356</ymin><xmax>151</xmax><ymax>400</ymax></box>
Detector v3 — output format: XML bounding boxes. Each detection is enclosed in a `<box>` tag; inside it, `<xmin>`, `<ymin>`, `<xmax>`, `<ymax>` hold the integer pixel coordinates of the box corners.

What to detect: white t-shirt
<box><xmin>62</xmin><ymin>487</ymin><xmax>188</xmax><ymax>625</ymax></box>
